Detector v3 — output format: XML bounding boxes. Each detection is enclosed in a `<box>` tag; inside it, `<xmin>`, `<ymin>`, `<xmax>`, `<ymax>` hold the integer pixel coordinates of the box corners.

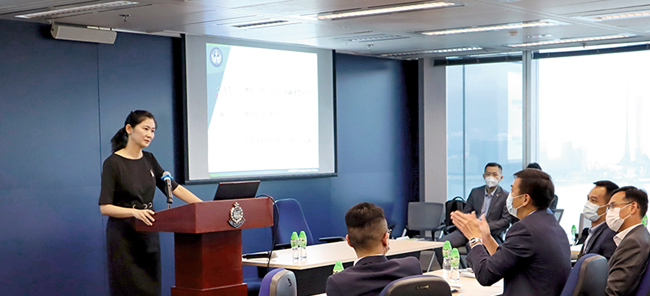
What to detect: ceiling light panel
<box><xmin>15</xmin><ymin>1</ymin><xmax>139</xmax><ymax>19</ymax></box>
<box><xmin>507</xmin><ymin>34</ymin><xmax>635</xmax><ymax>48</ymax></box>
<box><xmin>314</xmin><ymin>1</ymin><xmax>461</xmax><ymax>20</ymax></box>
<box><xmin>421</xmin><ymin>19</ymin><xmax>568</xmax><ymax>36</ymax></box>
<box><xmin>381</xmin><ymin>46</ymin><xmax>483</xmax><ymax>57</ymax></box>
<box><xmin>576</xmin><ymin>10</ymin><xmax>650</xmax><ymax>22</ymax></box>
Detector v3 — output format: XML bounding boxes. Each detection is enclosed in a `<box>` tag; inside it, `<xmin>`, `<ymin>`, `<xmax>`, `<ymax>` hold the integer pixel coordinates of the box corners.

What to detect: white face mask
<box><xmin>485</xmin><ymin>176</ymin><xmax>500</xmax><ymax>188</ymax></box>
<box><xmin>506</xmin><ymin>193</ymin><xmax>525</xmax><ymax>217</ymax></box>
<box><xmin>583</xmin><ymin>201</ymin><xmax>606</xmax><ymax>222</ymax></box>
<box><xmin>606</xmin><ymin>203</ymin><xmax>632</xmax><ymax>232</ymax></box>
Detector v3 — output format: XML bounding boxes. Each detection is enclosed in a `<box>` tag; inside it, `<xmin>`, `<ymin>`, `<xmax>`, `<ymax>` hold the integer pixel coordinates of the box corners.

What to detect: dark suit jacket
<box><xmin>467</xmin><ymin>210</ymin><xmax>571</xmax><ymax>296</ymax></box>
<box><xmin>464</xmin><ymin>185</ymin><xmax>511</xmax><ymax>238</ymax></box>
<box><xmin>579</xmin><ymin>222</ymin><xmax>617</xmax><ymax>260</ymax></box>
<box><xmin>326</xmin><ymin>255</ymin><xmax>422</xmax><ymax>296</ymax></box>
<box><xmin>606</xmin><ymin>225</ymin><xmax>650</xmax><ymax>296</ymax></box>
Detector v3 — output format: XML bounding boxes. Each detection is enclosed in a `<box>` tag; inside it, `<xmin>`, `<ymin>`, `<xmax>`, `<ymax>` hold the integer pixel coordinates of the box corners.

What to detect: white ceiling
<box><xmin>3</xmin><ymin>0</ymin><xmax>650</xmax><ymax>58</ymax></box>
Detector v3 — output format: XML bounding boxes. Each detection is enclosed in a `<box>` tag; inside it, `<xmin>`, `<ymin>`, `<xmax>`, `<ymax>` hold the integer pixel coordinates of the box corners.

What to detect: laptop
<box><xmin>213</xmin><ymin>180</ymin><xmax>260</xmax><ymax>200</ymax></box>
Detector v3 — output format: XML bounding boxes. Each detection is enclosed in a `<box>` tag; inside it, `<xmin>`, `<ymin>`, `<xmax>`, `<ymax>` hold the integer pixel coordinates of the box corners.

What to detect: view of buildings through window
<box><xmin>447</xmin><ymin>62</ymin><xmax>523</xmax><ymax>201</ymax></box>
<box><xmin>537</xmin><ymin>50</ymin><xmax>650</xmax><ymax>233</ymax></box>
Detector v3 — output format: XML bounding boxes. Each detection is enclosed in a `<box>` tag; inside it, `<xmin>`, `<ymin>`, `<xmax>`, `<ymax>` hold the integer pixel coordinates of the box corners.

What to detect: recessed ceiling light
<box><xmin>232</xmin><ymin>20</ymin><xmax>290</xmax><ymax>29</ymax></box>
<box><xmin>15</xmin><ymin>1</ymin><xmax>139</xmax><ymax>19</ymax></box>
<box><xmin>507</xmin><ymin>34</ymin><xmax>635</xmax><ymax>48</ymax></box>
<box><xmin>526</xmin><ymin>34</ymin><xmax>554</xmax><ymax>39</ymax></box>
<box><xmin>314</xmin><ymin>1</ymin><xmax>461</xmax><ymax>20</ymax></box>
<box><xmin>576</xmin><ymin>10</ymin><xmax>650</xmax><ymax>22</ymax></box>
<box><xmin>381</xmin><ymin>46</ymin><xmax>483</xmax><ymax>57</ymax></box>
<box><xmin>338</xmin><ymin>34</ymin><xmax>409</xmax><ymax>42</ymax></box>
<box><xmin>421</xmin><ymin>19</ymin><xmax>568</xmax><ymax>36</ymax></box>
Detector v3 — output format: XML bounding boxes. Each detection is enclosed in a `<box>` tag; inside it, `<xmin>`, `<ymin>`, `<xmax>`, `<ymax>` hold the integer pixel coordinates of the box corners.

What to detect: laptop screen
<box><xmin>213</xmin><ymin>180</ymin><xmax>260</xmax><ymax>200</ymax></box>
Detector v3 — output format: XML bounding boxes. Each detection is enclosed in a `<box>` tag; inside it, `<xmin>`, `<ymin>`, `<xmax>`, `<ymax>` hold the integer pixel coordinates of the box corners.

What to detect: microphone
<box><xmin>161</xmin><ymin>171</ymin><xmax>173</xmax><ymax>208</ymax></box>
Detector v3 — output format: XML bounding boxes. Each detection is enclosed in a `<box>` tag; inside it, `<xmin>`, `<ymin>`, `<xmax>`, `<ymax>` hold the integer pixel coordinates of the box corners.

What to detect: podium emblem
<box><xmin>229</xmin><ymin>202</ymin><xmax>245</xmax><ymax>228</ymax></box>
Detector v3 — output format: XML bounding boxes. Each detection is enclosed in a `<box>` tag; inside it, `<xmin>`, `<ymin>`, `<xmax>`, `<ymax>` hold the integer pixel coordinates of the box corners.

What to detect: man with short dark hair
<box><xmin>605</xmin><ymin>186</ymin><xmax>650</xmax><ymax>296</ymax></box>
<box><xmin>526</xmin><ymin>162</ymin><xmax>558</xmax><ymax>212</ymax></box>
<box><xmin>451</xmin><ymin>168</ymin><xmax>571</xmax><ymax>296</ymax></box>
<box><xmin>578</xmin><ymin>180</ymin><xmax>619</xmax><ymax>260</ymax></box>
<box><xmin>326</xmin><ymin>202</ymin><xmax>422</xmax><ymax>296</ymax></box>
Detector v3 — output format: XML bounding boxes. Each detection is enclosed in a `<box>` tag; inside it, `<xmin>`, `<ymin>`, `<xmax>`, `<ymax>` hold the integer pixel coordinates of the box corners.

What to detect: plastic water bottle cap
<box><xmin>299</xmin><ymin>231</ymin><xmax>306</xmax><ymax>238</ymax></box>
<box><xmin>451</xmin><ymin>248</ymin><xmax>460</xmax><ymax>257</ymax></box>
<box><xmin>443</xmin><ymin>241</ymin><xmax>452</xmax><ymax>250</ymax></box>
<box><xmin>291</xmin><ymin>232</ymin><xmax>298</xmax><ymax>240</ymax></box>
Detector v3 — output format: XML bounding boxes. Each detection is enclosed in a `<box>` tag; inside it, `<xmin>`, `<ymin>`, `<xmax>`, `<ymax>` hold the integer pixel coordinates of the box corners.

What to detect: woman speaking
<box><xmin>98</xmin><ymin>110</ymin><xmax>202</xmax><ymax>295</ymax></box>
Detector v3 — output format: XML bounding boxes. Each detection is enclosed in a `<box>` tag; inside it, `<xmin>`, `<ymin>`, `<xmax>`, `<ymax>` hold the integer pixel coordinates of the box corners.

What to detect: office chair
<box><xmin>559</xmin><ymin>253</ymin><xmax>607</xmax><ymax>296</ymax></box>
<box><xmin>404</xmin><ymin>202</ymin><xmax>446</xmax><ymax>240</ymax></box>
<box><xmin>379</xmin><ymin>275</ymin><xmax>452</xmax><ymax>296</ymax></box>
<box><xmin>273</xmin><ymin>198</ymin><xmax>344</xmax><ymax>249</ymax></box>
<box><xmin>258</xmin><ymin>268</ymin><xmax>297</xmax><ymax>296</ymax></box>
<box><xmin>634</xmin><ymin>263</ymin><xmax>650</xmax><ymax>296</ymax></box>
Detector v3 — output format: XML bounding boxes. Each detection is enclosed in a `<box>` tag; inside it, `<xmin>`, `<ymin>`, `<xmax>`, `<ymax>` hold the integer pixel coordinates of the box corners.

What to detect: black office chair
<box><xmin>559</xmin><ymin>253</ymin><xmax>607</xmax><ymax>296</ymax></box>
<box><xmin>379</xmin><ymin>275</ymin><xmax>452</xmax><ymax>296</ymax></box>
<box><xmin>404</xmin><ymin>202</ymin><xmax>446</xmax><ymax>240</ymax></box>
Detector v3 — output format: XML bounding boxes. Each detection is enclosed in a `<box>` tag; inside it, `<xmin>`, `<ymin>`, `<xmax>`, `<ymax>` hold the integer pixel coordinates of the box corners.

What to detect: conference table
<box><xmin>426</xmin><ymin>269</ymin><xmax>503</xmax><ymax>296</ymax></box>
<box><xmin>242</xmin><ymin>239</ymin><xmax>442</xmax><ymax>295</ymax></box>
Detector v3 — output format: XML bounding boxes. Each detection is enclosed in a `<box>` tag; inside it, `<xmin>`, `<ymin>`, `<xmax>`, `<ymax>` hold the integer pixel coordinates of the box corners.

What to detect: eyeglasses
<box><xmin>386</xmin><ymin>228</ymin><xmax>392</xmax><ymax>238</ymax></box>
<box><xmin>606</xmin><ymin>201</ymin><xmax>632</xmax><ymax>211</ymax></box>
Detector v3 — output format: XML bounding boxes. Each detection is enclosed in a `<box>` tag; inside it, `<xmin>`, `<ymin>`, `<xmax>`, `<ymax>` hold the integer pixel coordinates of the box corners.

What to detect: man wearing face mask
<box><xmin>605</xmin><ymin>186</ymin><xmax>650</xmax><ymax>296</ymax></box>
<box><xmin>451</xmin><ymin>168</ymin><xmax>570</xmax><ymax>296</ymax></box>
<box><xmin>434</xmin><ymin>162</ymin><xmax>511</xmax><ymax>265</ymax></box>
<box><xmin>578</xmin><ymin>180</ymin><xmax>619</xmax><ymax>260</ymax></box>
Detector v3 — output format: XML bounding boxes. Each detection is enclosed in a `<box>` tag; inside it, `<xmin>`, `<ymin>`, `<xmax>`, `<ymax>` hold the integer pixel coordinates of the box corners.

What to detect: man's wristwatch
<box><xmin>469</xmin><ymin>237</ymin><xmax>483</xmax><ymax>249</ymax></box>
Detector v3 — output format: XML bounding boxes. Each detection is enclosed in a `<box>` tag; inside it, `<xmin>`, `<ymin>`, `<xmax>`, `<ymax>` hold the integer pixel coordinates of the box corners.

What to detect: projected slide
<box><xmin>205</xmin><ymin>43</ymin><xmax>319</xmax><ymax>177</ymax></box>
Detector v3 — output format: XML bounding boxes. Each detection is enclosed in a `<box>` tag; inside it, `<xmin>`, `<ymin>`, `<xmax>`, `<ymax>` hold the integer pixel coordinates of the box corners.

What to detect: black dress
<box><xmin>98</xmin><ymin>151</ymin><xmax>178</xmax><ymax>296</ymax></box>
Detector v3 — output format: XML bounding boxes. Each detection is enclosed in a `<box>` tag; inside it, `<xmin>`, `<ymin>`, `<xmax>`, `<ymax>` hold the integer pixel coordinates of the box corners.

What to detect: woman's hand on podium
<box><xmin>133</xmin><ymin>209</ymin><xmax>156</xmax><ymax>226</ymax></box>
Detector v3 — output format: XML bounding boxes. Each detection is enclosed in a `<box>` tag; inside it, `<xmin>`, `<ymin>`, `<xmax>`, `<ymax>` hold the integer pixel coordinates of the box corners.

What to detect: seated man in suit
<box><xmin>578</xmin><ymin>180</ymin><xmax>619</xmax><ymax>260</ymax></box>
<box><xmin>435</xmin><ymin>162</ymin><xmax>511</xmax><ymax>264</ymax></box>
<box><xmin>326</xmin><ymin>202</ymin><xmax>421</xmax><ymax>296</ymax></box>
<box><xmin>606</xmin><ymin>186</ymin><xmax>650</xmax><ymax>296</ymax></box>
<box><xmin>451</xmin><ymin>168</ymin><xmax>571</xmax><ymax>296</ymax></box>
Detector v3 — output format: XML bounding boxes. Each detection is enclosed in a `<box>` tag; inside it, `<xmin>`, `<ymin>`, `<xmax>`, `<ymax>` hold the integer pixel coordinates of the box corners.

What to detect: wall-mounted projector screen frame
<box><xmin>182</xmin><ymin>35</ymin><xmax>337</xmax><ymax>183</ymax></box>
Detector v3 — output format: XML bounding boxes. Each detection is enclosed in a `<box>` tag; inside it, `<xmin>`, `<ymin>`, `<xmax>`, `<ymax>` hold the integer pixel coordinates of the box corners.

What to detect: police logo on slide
<box><xmin>210</xmin><ymin>47</ymin><xmax>223</xmax><ymax>67</ymax></box>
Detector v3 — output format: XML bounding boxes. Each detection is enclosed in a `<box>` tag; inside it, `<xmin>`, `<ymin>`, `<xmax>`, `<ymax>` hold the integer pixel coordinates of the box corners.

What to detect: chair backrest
<box><xmin>407</xmin><ymin>202</ymin><xmax>444</xmax><ymax>237</ymax></box>
<box><xmin>273</xmin><ymin>198</ymin><xmax>314</xmax><ymax>247</ymax></box>
<box><xmin>559</xmin><ymin>253</ymin><xmax>607</xmax><ymax>296</ymax></box>
<box><xmin>444</xmin><ymin>197</ymin><xmax>465</xmax><ymax>226</ymax></box>
<box><xmin>379</xmin><ymin>275</ymin><xmax>452</xmax><ymax>296</ymax></box>
<box><xmin>258</xmin><ymin>268</ymin><xmax>297</xmax><ymax>296</ymax></box>
<box><xmin>634</xmin><ymin>263</ymin><xmax>650</xmax><ymax>296</ymax></box>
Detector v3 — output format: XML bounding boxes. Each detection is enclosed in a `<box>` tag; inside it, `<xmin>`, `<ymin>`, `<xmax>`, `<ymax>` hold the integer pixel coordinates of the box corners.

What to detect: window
<box><xmin>535</xmin><ymin>50</ymin><xmax>650</xmax><ymax>232</ymax></box>
<box><xmin>447</xmin><ymin>62</ymin><xmax>524</xmax><ymax>199</ymax></box>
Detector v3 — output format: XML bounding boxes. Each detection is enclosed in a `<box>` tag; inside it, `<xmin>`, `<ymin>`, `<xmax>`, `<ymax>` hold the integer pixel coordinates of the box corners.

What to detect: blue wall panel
<box><xmin>0</xmin><ymin>18</ymin><xmax>418</xmax><ymax>296</ymax></box>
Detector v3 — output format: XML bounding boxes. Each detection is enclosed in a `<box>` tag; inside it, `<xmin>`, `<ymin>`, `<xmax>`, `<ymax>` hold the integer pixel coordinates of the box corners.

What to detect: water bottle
<box><xmin>333</xmin><ymin>261</ymin><xmax>344</xmax><ymax>274</ymax></box>
<box><xmin>449</xmin><ymin>248</ymin><xmax>460</xmax><ymax>284</ymax></box>
<box><xmin>643</xmin><ymin>215</ymin><xmax>648</xmax><ymax>226</ymax></box>
<box><xmin>571</xmin><ymin>225</ymin><xmax>577</xmax><ymax>245</ymax></box>
<box><xmin>442</xmin><ymin>241</ymin><xmax>452</xmax><ymax>279</ymax></box>
<box><xmin>290</xmin><ymin>232</ymin><xmax>299</xmax><ymax>260</ymax></box>
<box><xmin>299</xmin><ymin>231</ymin><xmax>307</xmax><ymax>259</ymax></box>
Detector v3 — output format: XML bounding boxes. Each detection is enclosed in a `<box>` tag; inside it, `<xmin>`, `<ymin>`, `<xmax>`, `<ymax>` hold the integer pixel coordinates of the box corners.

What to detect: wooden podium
<box><xmin>134</xmin><ymin>198</ymin><xmax>273</xmax><ymax>296</ymax></box>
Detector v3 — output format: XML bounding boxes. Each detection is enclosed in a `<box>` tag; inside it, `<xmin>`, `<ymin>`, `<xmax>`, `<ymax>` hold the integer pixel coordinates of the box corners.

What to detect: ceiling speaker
<box><xmin>50</xmin><ymin>24</ymin><xmax>117</xmax><ymax>44</ymax></box>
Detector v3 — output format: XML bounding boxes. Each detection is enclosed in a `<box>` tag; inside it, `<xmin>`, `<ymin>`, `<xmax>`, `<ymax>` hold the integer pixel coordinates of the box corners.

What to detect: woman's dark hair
<box><xmin>110</xmin><ymin>110</ymin><xmax>156</xmax><ymax>152</ymax></box>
